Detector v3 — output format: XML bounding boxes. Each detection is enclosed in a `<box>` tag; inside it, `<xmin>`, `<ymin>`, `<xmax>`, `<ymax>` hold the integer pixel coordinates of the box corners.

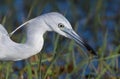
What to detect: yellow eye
<box><xmin>58</xmin><ymin>23</ymin><xmax>64</xmax><ymax>28</ymax></box>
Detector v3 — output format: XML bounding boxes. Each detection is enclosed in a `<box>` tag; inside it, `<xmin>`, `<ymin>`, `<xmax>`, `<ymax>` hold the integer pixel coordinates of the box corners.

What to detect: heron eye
<box><xmin>58</xmin><ymin>23</ymin><xmax>64</xmax><ymax>28</ymax></box>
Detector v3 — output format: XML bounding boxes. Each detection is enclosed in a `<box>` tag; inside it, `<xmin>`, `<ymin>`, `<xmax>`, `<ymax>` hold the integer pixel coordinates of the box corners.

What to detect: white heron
<box><xmin>0</xmin><ymin>12</ymin><xmax>96</xmax><ymax>61</ymax></box>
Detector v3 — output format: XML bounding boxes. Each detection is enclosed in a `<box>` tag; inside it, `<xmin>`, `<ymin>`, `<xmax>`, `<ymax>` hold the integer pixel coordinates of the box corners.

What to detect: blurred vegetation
<box><xmin>0</xmin><ymin>0</ymin><xmax>120</xmax><ymax>79</ymax></box>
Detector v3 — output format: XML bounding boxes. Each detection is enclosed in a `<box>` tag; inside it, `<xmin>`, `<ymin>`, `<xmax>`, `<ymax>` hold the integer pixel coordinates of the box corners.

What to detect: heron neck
<box><xmin>4</xmin><ymin>25</ymin><xmax>46</xmax><ymax>60</ymax></box>
<box><xmin>24</xmin><ymin>18</ymin><xmax>50</xmax><ymax>52</ymax></box>
<box><xmin>25</xmin><ymin>27</ymin><xmax>46</xmax><ymax>52</ymax></box>
<box><xmin>1</xmin><ymin>17</ymin><xmax>51</xmax><ymax>60</ymax></box>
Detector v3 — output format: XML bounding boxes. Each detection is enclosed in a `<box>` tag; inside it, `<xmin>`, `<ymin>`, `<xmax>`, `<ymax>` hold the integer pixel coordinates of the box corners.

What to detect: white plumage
<box><xmin>0</xmin><ymin>12</ymin><xmax>96</xmax><ymax>61</ymax></box>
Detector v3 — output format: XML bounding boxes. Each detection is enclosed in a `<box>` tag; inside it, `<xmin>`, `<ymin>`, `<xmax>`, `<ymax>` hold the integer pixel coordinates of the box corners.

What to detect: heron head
<box><xmin>44</xmin><ymin>12</ymin><xmax>97</xmax><ymax>55</ymax></box>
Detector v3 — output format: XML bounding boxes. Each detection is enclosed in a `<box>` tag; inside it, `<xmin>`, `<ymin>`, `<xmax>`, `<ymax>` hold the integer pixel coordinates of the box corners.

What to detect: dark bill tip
<box><xmin>62</xmin><ymin>28</ymin><xmax>97</xmax><ymax>56</ymax></box>
<box><xmin>82</xmin><ymin>42</ymin><xmax>97</xmax><ymax>56</ymax></box>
